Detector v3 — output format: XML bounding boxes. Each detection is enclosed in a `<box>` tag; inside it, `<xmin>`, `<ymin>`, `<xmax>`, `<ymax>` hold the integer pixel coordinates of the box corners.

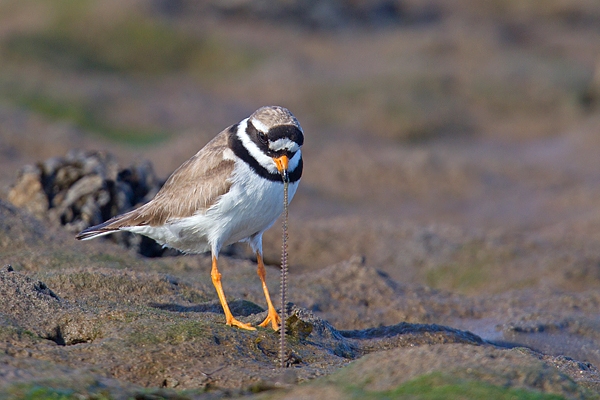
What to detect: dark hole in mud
<box><xmin>45</xmin><ymin>325</ymin><xmax>66</xmax><ymax>346</ymax></box>
<box><xmin>34</xmin><ymin>281</ymin><xmax>60</xmax><ymax>300</ymax></box>
<box><xmin>44</xmin><ymin>325</ymin><xmax>90</xmax><ymax>346</ymax></box>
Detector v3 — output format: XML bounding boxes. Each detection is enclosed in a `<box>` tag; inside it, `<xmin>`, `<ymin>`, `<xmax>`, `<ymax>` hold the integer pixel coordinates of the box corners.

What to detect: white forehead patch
<box><xmin>250</xmin><ymin>118</ymin><xmax>269</xmax><ymax>133</ymax></box>
<box><xmin>269</xmin><ymin>138</ymin><xmax>299</xmax><ymax>153</ymax></box>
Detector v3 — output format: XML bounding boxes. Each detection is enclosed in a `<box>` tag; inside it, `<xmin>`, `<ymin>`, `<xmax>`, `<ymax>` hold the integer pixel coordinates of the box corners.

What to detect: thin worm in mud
<box><xmin>280</xmin><ymin>178</ymin><xmax>289</xmax><ymax>368</ymax></box>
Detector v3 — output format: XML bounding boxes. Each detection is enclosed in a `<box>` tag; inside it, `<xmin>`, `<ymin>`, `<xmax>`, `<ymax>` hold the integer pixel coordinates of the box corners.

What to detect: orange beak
<box><xmin>273</xmin><ymin>155</ymin><xmax>289</xmax><ymax>182</ymax></box>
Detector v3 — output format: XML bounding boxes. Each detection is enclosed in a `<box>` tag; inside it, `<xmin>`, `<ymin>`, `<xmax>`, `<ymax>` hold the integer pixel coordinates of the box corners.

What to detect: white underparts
<box><xmin>123</xmin><ymin>155</ymin><xmax>300</xmax><ymax>256</ymax></box>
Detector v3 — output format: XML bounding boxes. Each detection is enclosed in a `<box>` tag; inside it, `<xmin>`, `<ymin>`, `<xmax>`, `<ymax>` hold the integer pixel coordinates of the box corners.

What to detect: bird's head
<box><xmin>247</xmin><ymin>106</ymin><xmax>304</xmax><ymax>182</ymax></box>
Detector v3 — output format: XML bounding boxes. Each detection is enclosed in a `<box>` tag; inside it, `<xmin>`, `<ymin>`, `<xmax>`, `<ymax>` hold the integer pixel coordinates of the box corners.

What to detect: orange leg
<box><xmin>256</xmin><ymin>253</ymin><xmax>281</xmax><ymax>330</ymax></box>
<box><xmin>210</xmin><ymin>256</ymin><xmax>255</xmax><ymax>330</ymax></box>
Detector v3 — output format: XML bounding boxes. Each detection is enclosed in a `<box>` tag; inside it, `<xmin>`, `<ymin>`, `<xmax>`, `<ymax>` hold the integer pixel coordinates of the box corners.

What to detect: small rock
<box><xmin>7</xmin><ymin>150</ymin><xmax>166</xmax><ymax>256</ymax></box>
<box><xmin>286</xmin><ymin>314</ymin><xmax>313</xmax><ymax>340</ymax></box>
<box><xmin>8</xmin><ymin>165</ymin><xmax>48</xmax><ymax>219</ymax></box>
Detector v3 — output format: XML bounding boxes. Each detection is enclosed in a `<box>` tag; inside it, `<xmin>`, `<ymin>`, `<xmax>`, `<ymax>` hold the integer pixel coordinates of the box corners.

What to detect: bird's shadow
<box><xmin>149</xmin><ymin>300</ymin><xmax>265</xmax><ymax>317</ymax></box>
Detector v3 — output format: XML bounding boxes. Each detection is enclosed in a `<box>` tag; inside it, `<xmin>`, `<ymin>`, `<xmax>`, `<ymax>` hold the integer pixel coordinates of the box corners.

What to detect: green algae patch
<box><xmin>369</xmin><ymin>372</ymin><xmax>567</xmax><ymax>400</ymax></box>
<box><xmin>3</xmin><ymin>378</ymin><xmax>117</xmax><ymax>400</ymax></box>
<box><xmin>126</xmin><ymin>319</ymin><xmax>210</xmax><ymax>347</ymax></box>
<box><xmin>7</xmin><ymin>385</ymin><xmax>79</xmax><ymax>400</ymax></box>
<box><xmin>1</xmin><ymin>0</ymin><xmax>258</xmax><ymax>78</ymax></box>
<box><xmin>9</xmin><ymin>91</ymin><xmax>169</xmax><ymax>146</ymax></box>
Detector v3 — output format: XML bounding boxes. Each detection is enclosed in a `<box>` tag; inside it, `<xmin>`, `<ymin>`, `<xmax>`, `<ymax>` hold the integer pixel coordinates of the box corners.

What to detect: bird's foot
<box><xmin>227</xmin><ymin>317</ymin><xmax>256</xmax><ymax>331</ymax></box>
<box><xmin>258</xmin><ymin>308</ymin><xmax>281</xmax><ymax>331</ymax></box>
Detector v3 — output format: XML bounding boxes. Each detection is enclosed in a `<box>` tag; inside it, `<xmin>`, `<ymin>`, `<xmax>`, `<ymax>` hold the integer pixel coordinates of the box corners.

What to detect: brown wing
<box><xmin>76</xmin><ymin>128</ymin><xmax>235</xmax><ymax>239</ymax></box>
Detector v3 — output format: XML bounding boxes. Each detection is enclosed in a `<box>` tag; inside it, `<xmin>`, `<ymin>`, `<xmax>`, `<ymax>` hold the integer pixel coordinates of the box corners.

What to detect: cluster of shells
<box><xmin>8</xmin><ymin>149</ymin><xmax>175</xmax><ymax>257</ymax></box>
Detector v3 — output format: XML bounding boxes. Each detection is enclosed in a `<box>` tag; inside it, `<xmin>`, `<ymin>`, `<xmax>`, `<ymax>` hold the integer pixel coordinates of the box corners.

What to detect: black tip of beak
<box><xmin>281</xmin><ymin>169</ymin><xmax>289</xmax><ymax>183</ymax></box>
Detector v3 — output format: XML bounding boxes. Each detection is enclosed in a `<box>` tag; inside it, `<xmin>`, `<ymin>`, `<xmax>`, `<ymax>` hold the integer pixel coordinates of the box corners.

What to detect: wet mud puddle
<box><xmin>452</xmin><ymin>316</ymin><xmax>600</xmax><ymax>368</ymax></box>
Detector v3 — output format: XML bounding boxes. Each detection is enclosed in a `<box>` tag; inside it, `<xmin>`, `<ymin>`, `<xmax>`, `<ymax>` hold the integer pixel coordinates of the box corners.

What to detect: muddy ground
<box><xmin>1</xmin><ymin>0</ymin><xmax>600</xmax><ymax>398</ymax></box>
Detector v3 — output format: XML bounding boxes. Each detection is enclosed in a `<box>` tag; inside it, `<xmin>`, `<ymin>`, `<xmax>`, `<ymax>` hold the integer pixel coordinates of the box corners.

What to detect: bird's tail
<box><xmin>75</xmin><ymin>219</ymin><xmax>121</xmax><ymax>240</ymax></box>
<box><xmin>76</xmin><ymin>202</ymin><xmax>155</xmax><ymax>241</ymax></box>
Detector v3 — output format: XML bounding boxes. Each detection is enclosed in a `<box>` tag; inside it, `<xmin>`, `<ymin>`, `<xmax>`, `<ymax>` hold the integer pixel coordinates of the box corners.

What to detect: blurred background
<box><xmin>1</xmin><ymin>0</ymin><xmax>600</xmax><ymax>295</ymax></box>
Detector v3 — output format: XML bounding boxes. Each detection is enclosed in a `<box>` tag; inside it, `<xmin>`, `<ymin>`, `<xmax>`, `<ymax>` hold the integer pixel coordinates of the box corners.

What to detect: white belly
<box><xmin>126</xmin><ymin>162</ymin><xmax>298</xmax><ymax>255</ymax></box>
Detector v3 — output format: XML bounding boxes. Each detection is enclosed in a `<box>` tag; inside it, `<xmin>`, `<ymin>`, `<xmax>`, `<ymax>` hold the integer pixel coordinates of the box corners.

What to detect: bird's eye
<box><xmin>258</xmin><ymin>131</ymin><xmax>268</xmax><ymax>144</ymax></box>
